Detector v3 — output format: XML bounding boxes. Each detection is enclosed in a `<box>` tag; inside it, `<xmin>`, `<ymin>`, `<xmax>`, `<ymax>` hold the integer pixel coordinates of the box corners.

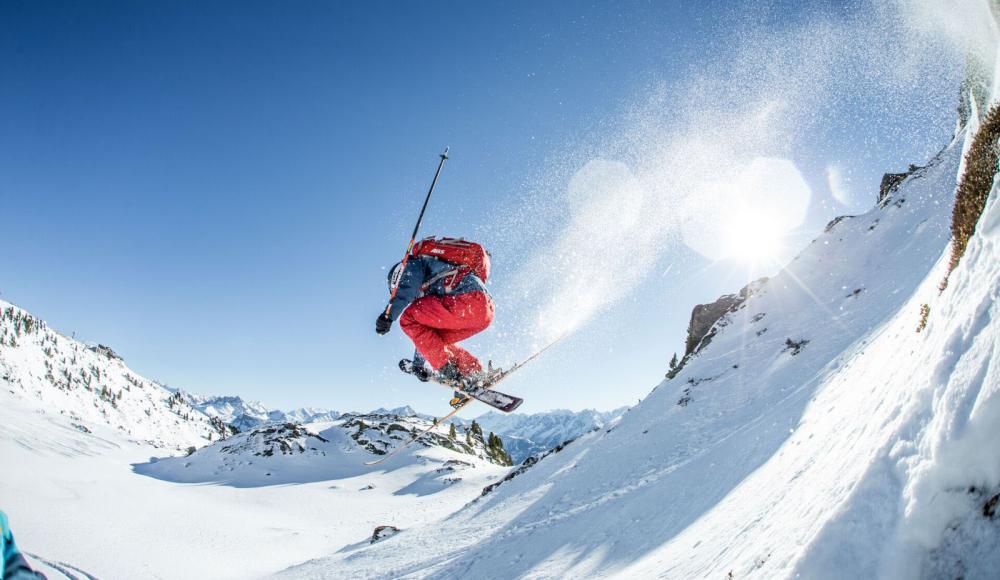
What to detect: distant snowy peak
<box><xmin>370</xmin><ymin>405</ymin><xmax>430</xmax><ymax>419</ymax></box>
<box><xmin>180</xmin><ymin>393</ymin><xmax>342</xmax><ymax>431</ymax></box>
<box><xmin>0</xmin><ymin>300</ymin><xmax>227</xmax><ymax>450</ymax></box>
<box><xmin>187</xmin><ymin>394</ymin><xmax>271</xmax><ymax>423</ymax></box>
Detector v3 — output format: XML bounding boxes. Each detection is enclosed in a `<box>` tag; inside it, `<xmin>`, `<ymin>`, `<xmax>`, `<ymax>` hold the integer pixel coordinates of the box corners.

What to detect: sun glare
<box><xmin>679</xmin><ymin>157</ymin><xmax>810</xmax><ymax>267</ymax></box>
<box><xmin>723</xmin><ymin>213</ymin><xmax>783</xmax><ymax>265</ymax></box>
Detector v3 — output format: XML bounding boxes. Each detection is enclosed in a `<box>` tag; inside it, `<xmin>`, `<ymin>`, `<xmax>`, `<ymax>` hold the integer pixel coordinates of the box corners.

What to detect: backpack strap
<box><xmin>421</xmin><ymin>266</ymin><xmax>470</xmax><ymax>294</ymax></box>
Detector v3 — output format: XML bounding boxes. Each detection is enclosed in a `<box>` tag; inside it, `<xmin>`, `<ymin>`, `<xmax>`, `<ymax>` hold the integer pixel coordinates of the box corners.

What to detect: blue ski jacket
<box><xmin>1</xmin><ymin>512</ymin><xmax>43</xmax><ymax>580</ymax></box>
<box><xmin>387</xmin><ymin>256</ymin><xmax>489</xmax><ymax>321</ymax></box>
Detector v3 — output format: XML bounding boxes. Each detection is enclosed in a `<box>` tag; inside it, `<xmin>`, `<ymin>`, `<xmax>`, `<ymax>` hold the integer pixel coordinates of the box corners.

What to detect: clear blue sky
<box><xmin>1</xmin><ymin>1</ymin><xmax>962</xmax><ymax>415</ymax></box>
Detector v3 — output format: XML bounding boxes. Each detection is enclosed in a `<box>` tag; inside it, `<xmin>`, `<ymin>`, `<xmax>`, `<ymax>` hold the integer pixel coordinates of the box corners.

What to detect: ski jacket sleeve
<box><xmin>387</xmin><ymin>258</ymin><xmax>427</xmax><ymax>322</ymax></box>
<box><xmin>1</xmin><ymin>512</ymin><xmax>44</xmax><ymax>580</ymax></box>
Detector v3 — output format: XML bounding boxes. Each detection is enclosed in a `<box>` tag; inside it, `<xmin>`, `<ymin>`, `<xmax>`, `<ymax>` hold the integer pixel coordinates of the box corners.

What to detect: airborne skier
<box><xmin>373</xmin><ymin>148</ymin><xmax>540</xmax><ymax>419</ymax></box>
<box><xmin>376</xmin><ymin>236</ymin><xmax>494</xmax><ymax>408</ymax></box>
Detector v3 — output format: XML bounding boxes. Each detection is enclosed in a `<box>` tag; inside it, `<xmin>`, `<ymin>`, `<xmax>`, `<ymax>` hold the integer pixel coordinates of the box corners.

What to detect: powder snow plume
<box><xmin>494</xmin><ymin>0</ymin><xmax>997</xmax><ymax>346</ymax></box>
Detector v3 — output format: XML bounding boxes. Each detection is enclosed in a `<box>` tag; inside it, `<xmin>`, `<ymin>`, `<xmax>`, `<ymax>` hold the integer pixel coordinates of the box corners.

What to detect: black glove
<box><xmin>375</xmin><ymin>312</ymin><xmax>393</xmax><ymax>335</ymax></box>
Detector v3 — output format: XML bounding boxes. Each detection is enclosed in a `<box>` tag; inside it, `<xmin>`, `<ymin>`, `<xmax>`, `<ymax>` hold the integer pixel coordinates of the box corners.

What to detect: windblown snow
<box><xmin>276</xmin><ymin>111</ymin><xmax>1000</xmax><ymax>578</ymax></box>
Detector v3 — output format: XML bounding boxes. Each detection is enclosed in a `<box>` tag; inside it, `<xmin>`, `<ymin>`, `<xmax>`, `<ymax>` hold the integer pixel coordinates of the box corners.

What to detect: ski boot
<box><xmin>436</xmin><ymin>361</ymin><xmax>466</xmax><ymax>386</ymax></box>
<box><xmin>462</xmin><ymin>361</ymin><xmax>502</xmax><ymax>391</ymax></box>
<box><xmin>449</xmin><ymin>390</ymin><xmax>471</xmax><ymax>409</ymax></box>
<box><xmin>398</xmin><ymin>359</ymin><xmax>431</xmax><ymax>382</ymax></box>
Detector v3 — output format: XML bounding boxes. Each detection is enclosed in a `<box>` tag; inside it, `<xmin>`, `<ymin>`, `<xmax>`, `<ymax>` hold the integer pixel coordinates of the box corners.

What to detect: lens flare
<box><xmin>722</xmin><ymin>212</ymin><xmax>783</xmax><ymax>265</ymax></box>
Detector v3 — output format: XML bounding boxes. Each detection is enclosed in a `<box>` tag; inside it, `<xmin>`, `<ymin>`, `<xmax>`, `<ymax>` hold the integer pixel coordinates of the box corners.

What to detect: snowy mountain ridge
<box><xmin>0</xmin><ymin>295</ymin><xmax>616</xmax><ymax>467</ymax></box>
<box><xmin>180</xmin><ymin>391</ymin><xmax>618</xmax><ymax>463</ymax></box>
<box><xmin>0</xmin><ymin>300</ymin><xmax>228</xmax><ymax>449</ymax></box>
<box><xmin>182</xmin><ymin>392</ymin><xmax>343</xmax><ymax>432</ymax></box>
<box><xmin>136</xmin><ymin>409</ymin><xmax>514</xmax><ymax>488</ymax></box>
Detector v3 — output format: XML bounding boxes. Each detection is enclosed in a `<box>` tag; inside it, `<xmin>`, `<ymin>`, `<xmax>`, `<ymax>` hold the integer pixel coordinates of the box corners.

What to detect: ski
<box><xmin>364</xmin><ymin>337</ymin><xmax>565</xmax><ymax>466</ymax></box>
<box><xmin>423</xmin><ymin>367</ymin><xmax>523</xmax><ymax>413</ymax></box>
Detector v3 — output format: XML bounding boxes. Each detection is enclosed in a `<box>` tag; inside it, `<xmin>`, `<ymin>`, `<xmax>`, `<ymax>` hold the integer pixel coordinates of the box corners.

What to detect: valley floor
<box><xmin>0</xmin><ymin>390</ymin><xmax>507</xmax><ymax>579</ymax></box>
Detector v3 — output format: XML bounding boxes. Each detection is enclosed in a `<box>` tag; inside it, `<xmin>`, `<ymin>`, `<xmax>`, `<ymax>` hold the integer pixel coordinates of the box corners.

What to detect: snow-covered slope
<box><xmin>276</xmin><ymin>115</ymin><xmax>1000</xmax><ymax>577</ymax></box>
<box><xmin>0</xmin><ymin>383</ymin><xmax>512</xmax><ymax>578</ymax></box>
<box><xmin>0</xmin><ymin>300</ymin><xmax>227</xmax><ymax>449</ymax></box>
<box><xmin>0</xmin><ymin>300</ymin><xmax>520</xmax><ymax>578</ymax></box>
<box><xmin>465</xmin><ymin>408</ymin><xmax>627</xmax><ymax>463</ymax></box>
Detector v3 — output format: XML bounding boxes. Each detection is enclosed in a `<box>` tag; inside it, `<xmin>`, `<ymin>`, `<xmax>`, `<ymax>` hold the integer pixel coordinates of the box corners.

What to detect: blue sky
<box><xmin>1</xmin><ymin>1</ymin><xmax>963</xmax><ymax>415</ymax></box>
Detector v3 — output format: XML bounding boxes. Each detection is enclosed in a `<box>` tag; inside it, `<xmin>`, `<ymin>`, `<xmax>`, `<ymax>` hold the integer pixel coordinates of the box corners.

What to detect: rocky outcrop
<box><xmin>668</xmin><ymin>278</ymin><xmax>767</xmax><ymax>379</ymax></box>
<box><xmin>90</xmin><ymin>344</ymin><xmax>122</xmax><ymax>360</ymax></box>
<box><xmin>879</xmin><ymin>171</ymin><xmax>911</xmax><ymax>204</ymax></box>
<box><xmin>684</xmin><ymin>293</ymin><xmax>744</xmax><ymax>356</ymax></box>
<box><xmin>371</xmin><ymin>526</ymin><xmax>400</xmax><ymax>544</ymax></box>
<box><xmin>219</xmin><ymin>423</ymin><xmax>329</xmax><ymax>457</ymax></box>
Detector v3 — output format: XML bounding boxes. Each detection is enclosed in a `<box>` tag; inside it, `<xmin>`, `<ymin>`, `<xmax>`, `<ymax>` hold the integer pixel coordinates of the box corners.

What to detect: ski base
<box><xmin>430</xmin><ymin>376</ymin><xmax>523</xmax><ymax>413</ymax></box>
<box><xmin>458</xmin><ymin>384</ymin><xmax>523</xmax><ymax>413</ymax></box>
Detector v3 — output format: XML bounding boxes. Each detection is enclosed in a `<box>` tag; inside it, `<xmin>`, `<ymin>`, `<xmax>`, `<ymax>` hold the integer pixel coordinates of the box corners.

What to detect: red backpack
<box><xmin>411</xmin><ymin>236</ymin><xmax>491</xmax><ymax>284</ymax></box>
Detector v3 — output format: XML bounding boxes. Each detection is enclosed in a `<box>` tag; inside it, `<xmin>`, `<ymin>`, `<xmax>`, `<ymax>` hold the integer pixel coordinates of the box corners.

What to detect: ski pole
<box><xmin>385</xmin><ymin>147</ymin><xmax>450</xmax><ymax>317</ymax></box>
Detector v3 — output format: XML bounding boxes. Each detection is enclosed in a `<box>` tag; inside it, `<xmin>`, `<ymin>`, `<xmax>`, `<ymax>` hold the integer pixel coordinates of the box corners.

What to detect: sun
<box><xmin>722</xmin><ymin>212</ymin><xmax>783</xmax><ymax>265</ymax></box>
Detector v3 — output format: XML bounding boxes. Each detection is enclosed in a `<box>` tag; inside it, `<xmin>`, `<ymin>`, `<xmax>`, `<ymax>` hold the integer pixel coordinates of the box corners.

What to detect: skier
<box><xmin>375</xmin><ymin>236</ymin><xmax>494</xmax><ymax>407</ymax></box>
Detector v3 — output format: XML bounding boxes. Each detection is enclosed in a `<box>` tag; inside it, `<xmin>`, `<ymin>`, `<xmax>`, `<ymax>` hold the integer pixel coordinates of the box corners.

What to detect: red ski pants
<box><xmin>399</xmin><ymin>291</ymin><xmax>494</xmax><ymax>374</ymax></box>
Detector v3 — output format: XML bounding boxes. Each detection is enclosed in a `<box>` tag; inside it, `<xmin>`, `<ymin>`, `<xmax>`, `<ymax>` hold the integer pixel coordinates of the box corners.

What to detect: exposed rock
<box><xmin>218</xmin><ymin>423</ymin><xmax>328</xmax><ymax>457</ymax></box>
<box><xmin>89</xmin><ymin>344</ymin><xmax>122</xmax><ymax>361</ymax></box>
<box><xmin>684</xmin><ymin>293</ymin><xmax>743</xmax><ymax>357</ymax></box>
<box><xmin>371</xmin><ymin>525</ymin><xmax>400</xmax><ymax>544</ymax></box>
<box><xmin>668</xmin><ymin>278</ymin><xmax>768</xmax><ymax>379</ymax></box>
<box><xmin>879</xmin><ymin>172</ymin><xmax>910</xmax><ymax>204</ymax></box>
<box><xmin>984</xmin><ymin>493</ymin><xmax>999</xmax><ymax>519</ymax></box>
<box><xmin>782</xmin><ymin>338</ymin><xmax>810</xmax><ymax>356</ymax></box>
<box><xmin>824</xmin><ymin>215</ymin><xmax>856</xmax><ymax>233</ymax></box>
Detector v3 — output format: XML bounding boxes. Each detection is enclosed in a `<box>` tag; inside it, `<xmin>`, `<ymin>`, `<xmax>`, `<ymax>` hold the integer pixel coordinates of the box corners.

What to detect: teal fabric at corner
<box><xmin>0</xmin><ymin>511</ymin><xmax>43</xmax><ymax>580</ymax></box>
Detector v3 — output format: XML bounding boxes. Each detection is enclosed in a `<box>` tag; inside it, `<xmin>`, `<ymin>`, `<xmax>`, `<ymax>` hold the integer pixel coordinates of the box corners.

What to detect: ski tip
<box><xmin>441</xmin><ymin>146</ymin><xmax>450</xmax><ymax>159</ymax></box>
